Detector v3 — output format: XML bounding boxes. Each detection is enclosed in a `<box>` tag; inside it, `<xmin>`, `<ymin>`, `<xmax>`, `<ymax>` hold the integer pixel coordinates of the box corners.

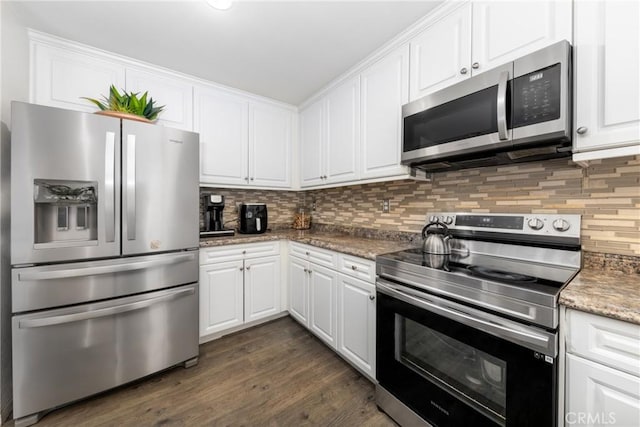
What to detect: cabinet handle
<box><xmin>472</xmin><ymin>62</ymin><xmax>479</xmax><ymax>69</ymax></box>
<box><xmin>460</xmin><ymin>67</ymin><xmax>468</xmax><ymax>75</ymax></box>
<box><xmin>250</xmin><ymin>177</ymin><xmax>254</xmax><ymax>181</ymax></box>
<box><xmin>351</xmin><ymin>265</ymin><xmax>358</xmax><ymax>270</ymax></box>
<box><xmin>239</xmin><ymin>267</ymin><xmax>244</xmax><ymax>271</ymax></box>
<box><xmin>244</xmin><ymin>176</ymin><xmax>249</xmax><ymax>181</ymax></box>
<box><xmin>303</xmin><ymin>268</ymin><xmax>308</xmax><ymax>273</ymax></box>
<box><xmin>246</xmin><ymin>266</ymin><xmax>251</xmax><ymax>271</ymax></box>
<box><xmin>305</xmin><ymin>251</ymin><xmax>310</xmax><ymax>256</ymax></box>
<box><xmin>576</xmin><ymin>127</ymin><xmax>588</xmax><ymax>135</ymax></box>
<box><xmin>369</xmin><ymin>295</ymin><xmax>375</xmax><ymax>301</ymax></box>
<box><xmin>308</xmin><ymin>270</ymin><xmax>313</xmax><ymax>274</ymax></box>
<box><xmin>242</xmin><ymin>250</ymin><xmax>247</xmax><ymax>255</ymax></box>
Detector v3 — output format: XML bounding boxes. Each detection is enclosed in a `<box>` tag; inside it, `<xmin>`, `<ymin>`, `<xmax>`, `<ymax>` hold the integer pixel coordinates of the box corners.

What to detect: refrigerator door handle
<box><xmin>126</xmin><ymin>134</ymin><xmax>136</xmax><ymax>241</ymax></box>
<box><xmin>17</xmin><ymin>253</ymin><xmax>196</xmax><ymax>281</ymax></box>
<box><xmin>18</xmin><ymin>287</ymin><xmax>195</xmax><ymax>329</ymax></box>
<box><xmin>105</xmin><ymin>131</ymin><xmax>116</xmax><ymax>243</ymax></box>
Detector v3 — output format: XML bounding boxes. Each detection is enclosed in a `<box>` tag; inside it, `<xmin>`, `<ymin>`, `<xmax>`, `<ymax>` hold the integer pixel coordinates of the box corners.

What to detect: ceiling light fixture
<box><xmin>206</xmin><ymin>0</ymin><xmax>233</xmax><ymax>11</ymax></box>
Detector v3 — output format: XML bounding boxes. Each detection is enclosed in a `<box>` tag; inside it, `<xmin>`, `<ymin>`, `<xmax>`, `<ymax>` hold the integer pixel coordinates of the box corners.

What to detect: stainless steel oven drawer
<box><xmin>12</xmin><ymin>283</ymin><xmax>198</xmax><ymax>420</ymax></box>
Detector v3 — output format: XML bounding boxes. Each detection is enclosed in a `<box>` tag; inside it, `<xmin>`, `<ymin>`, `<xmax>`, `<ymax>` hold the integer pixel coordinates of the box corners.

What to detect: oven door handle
<box><xmin>376</xmin><ymin>280</ymin><xmax>556</xmax><ymax>356</ymax></box>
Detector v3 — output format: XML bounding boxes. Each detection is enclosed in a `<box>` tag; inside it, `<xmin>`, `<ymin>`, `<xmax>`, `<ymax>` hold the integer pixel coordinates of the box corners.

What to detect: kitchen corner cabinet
<box><xmin>299</xmin><ymin>76</ymin><xmax>360</xmax><ymax>187</ymax></box>
<box><xmin>31</xmin><ymin>42</ymin><xmax>126</xmax><ymax>113</ymax></box>
<box><xmin>288</xmin><ymin>243</ymin><xmax>376</xmax><ymax>379</ymax></box>
<box><xmin>125</xmin><ymin>68</ymin><xmax>193</xmax><ymax>131</ymax></box>
<box><xmin>409</xmin><ymin>0</ymin><xmax>571</xmax><ymax>101</ymax></box>
<box><xmin>196</xmin><ymin>85</ymin><xmax>293</xmax><ymax>188</ymax></box>
<box><xmin>564</xmin><ymin>309</ymin><xmax>640</xmax><ymax>426</ymax></box>
<box><xmin>199</xmin><ymin>243</ymin><xmax>281</xmax><ymax>340</ymax></box>
<box><xmin>572</xmin><ymin>0</ymin><xmax>640</xmax><ymax>162</ymax></box>
<box><xmin>360</xmin><ymin>45</ymin><xmax>410</xmax><ymax>179</ymax></box>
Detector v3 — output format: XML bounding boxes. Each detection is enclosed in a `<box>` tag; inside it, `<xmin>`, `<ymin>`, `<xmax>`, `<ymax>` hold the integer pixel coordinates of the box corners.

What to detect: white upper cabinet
<box><xmin>299</xmin><ymin>99</ymin><xmax>325</xmax><ymax>187</ymax></box>
<box><xmin>195</xmin><ymin>86</ymin><xmax>249</xmax><ymax>186</ymax></box>
<box><xmin>31</xmin><ymin>42</ymin><xmax>125</xmax><ymax>113</ymax></box>
<box><xmin>361</xmin><ymin>45</ymin><xmax>410</xmax><ymax>179</ymax></box>
<box><xmin>125</xmin><ymin>68</ymin><xmax>193</xmax><ymax>131</ymax></box>
<box><xmin>299</xmin><ymin>76</ymin><xmax>361</xmax><ymax>187</ymax></box>
<box><xmin>325</xmin><ymin>76</ymin><xmax>360</xmax><ymax>184</ymax></box>
<box><xmin>409</xmin><ymin>1</ymin><xmax>571</xmax><ymax>101</ymax></box>
<box><xmin>248</xmin><ymin>102</ymin><xmax>293</xmax><ymax>188</ymax></box>
<box><xmin>196</xmin><ymin>86</ymin><xmax>294</xmax><ymax>188</ymax></box>
<box><xmin>572</xmin><ymin>0</ymin><xmax>640</xmax><ymax>162</ymax></box>
<box><xmin>409</xmin><ymin>3</ymin><xmax>472</xmax><ymax>100</ymax></box>
<box><xmin>471</xmin><ymin>1</ymin><xmax>572</xmax><ymax>75</ymax></box>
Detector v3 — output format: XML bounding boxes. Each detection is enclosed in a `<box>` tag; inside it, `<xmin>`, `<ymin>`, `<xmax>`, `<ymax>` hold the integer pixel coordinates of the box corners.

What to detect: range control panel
<box><xmin>427</xmin><ymin>212</ymin><xmax>581</xmax><ymax>240</ymax></box>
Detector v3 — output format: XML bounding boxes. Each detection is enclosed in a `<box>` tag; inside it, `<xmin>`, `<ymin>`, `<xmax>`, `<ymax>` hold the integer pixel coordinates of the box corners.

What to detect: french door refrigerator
<box><xmin>10</xmin><ymin>102</ymin><xmax>200</xmax><ymax>427</ymax></box>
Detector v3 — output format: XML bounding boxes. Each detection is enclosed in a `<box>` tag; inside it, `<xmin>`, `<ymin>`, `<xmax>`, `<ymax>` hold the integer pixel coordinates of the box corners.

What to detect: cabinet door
<box><xmin>471</xmin><ymin>1</ymin><xmax>571</xmax><ymax>75</ymax></box>
<box><xmin>31</xmin><ymin>43</ymin><xmax>125</xmax><ymax>112</ymax></box>
<box><xmin>566</xmin><ymin>354</ymin><xmax>640</xmax><ymax>427</ymax></box>
<box><xmin>361</xmin><ymin>45</ymin><xmax>410</xmax><ymax>180</ymax></box>
<box><xmin>244</xmin><ymin>256</ymin><xmax>281</xmax><ymax>323</ymax></box>
<box><xmin>125</xmin><ymin>68</ymin><xmax>193</xmax><ymax>131</ymax></box>
<box><xmin>199</xmin><ymin>260</ymin><xmax>244</xmax><ymax>337</ymax></box>
<box><xmin>573</xmin><ymin>0</ymin><xmax>640</xmax><ymax>158</ymax></box>
<box><xmin>195</xmin><ymin>87</ymin><xmax>249</xmax><ymax>186</ymax></box>
<box><xmin>288</xmin><ymin>257</ymin><xmax>309</xmax><ymax>326</ymax></box>
<box><xmin>309</xmin><ymin>264</ymin><xmax>338</xmax><ymax>349</ymax></box>
<box><xmin>337</xmin><ymin>275</ymin><xmax>376</xmax><ymax>379</ymax></box>
<box><xmin>299</xmin><ymin>99</ymin><xmax>325</xmax><ymax>187</ymax></box>
<box><xmin>409</xmin><ymin>3</ymin><xmax>472</xmax><ymax>101</ymax></box>
<box><xmin>325</xmin><ymin>76</ymin><xmax>360</xmax><ymax>184</ymax></box>
<box><xmin>248</xmin><ymin>102</ymin><xmax>293</xmax><ymax>188</ymax></box>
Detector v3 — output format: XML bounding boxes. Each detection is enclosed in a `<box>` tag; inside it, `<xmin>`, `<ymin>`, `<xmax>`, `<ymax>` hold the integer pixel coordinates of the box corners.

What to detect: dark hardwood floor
<box><xmin>11</xmin><ymin>316</ymin><xmax>396</xmax><ymax>426</ymax></box>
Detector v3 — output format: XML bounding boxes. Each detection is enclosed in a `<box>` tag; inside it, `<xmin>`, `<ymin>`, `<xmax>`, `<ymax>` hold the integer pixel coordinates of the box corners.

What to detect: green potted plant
<box><xmin>83</xmin><ymin>85</ymin><xmax>165</xmax><ymax>123</ymax></box>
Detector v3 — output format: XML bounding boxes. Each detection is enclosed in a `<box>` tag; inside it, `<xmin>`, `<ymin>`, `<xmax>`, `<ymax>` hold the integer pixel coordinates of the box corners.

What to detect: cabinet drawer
<box><xmin>567</xmin><ymin>309</ymin><xmax>640</xmax><ymax>377</ymax></box>
<box><xmin>200</xmin><ymin>241</ymin><xmax>280</xmax><ymax>264</ymax></box>
<box><xmin>289</xmin><ymin>242</ymin><xmax>337</xmax><ymax>269</ymax></box>
<box><xmin>338</xmin><ymin>254</ymin><xmax>375</xmax><ymax>282</ymax></box>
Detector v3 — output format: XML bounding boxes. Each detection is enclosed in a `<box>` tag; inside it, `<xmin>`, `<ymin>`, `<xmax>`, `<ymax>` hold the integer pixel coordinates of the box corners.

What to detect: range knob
<box><xmin>443</xmin><ymin>216</ymin><xmax>454</xmax><ymax>225</ymax></box>
<box><xmin>527</xmin><ymin>218</ymin><xmax>544</xmax><ymax>230</ymax></box>
<box><xmin>552</xmin><ymin>218</ymin><xmax>571</xmax><ymax>232</ymax></box>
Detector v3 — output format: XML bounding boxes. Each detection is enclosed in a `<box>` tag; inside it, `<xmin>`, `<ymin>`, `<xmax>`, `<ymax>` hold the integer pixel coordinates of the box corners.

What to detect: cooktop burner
<box><xmin>467</xmin><ymin>266</ymin><xmax>537</xmax><ymax>283</ymax></box>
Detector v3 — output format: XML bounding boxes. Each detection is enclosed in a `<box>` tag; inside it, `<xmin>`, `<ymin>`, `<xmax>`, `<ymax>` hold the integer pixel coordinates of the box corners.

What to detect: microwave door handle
<box><xmin>497</xmin><ymin>70</ymin><xmax>509</xmax><ymax>141</ymax></box>
<box><xmin>126</xmin><ymin>134</ymin><xmax>136</xmax><ymax>241</ymax></box>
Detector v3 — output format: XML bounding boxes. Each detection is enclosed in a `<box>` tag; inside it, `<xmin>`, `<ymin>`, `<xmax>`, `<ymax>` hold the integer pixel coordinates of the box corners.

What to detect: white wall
<box><xmin>0</xmin><ymin>2</ymin><xmax>31</xmax><ymax>423</ymax></box>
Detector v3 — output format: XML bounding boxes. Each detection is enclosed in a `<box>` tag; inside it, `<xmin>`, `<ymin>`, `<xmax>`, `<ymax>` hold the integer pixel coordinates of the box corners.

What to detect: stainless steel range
<box><xmin>375</xmin><ymin>212</ymin><xmax>581</xmax><ymax>427</ymax></box>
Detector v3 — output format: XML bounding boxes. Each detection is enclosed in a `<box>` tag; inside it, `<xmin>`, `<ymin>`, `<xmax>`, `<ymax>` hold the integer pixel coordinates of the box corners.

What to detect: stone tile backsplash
<box><xmin>202</xmin><ymin>155</ymin><xmax>640</xmax><ymax>256</ymax></box>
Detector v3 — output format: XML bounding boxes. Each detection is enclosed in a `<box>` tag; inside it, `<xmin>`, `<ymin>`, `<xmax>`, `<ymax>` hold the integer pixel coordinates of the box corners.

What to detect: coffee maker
<box><xmin>201</xmin><ymin>194</ymin><xmax>235</xmax><ymax>237</ymax></box>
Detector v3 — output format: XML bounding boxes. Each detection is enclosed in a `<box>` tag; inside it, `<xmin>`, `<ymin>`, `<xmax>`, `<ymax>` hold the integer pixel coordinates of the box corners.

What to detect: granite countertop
<box><xmin>560</xmin><ymin>269</ymin><xmax>640</xmax><ymax>325</ymax></box>
<box><xmin>200</xmin><ymin>229</ymin><xmax>418</xmax><ymax>260</ymax></box>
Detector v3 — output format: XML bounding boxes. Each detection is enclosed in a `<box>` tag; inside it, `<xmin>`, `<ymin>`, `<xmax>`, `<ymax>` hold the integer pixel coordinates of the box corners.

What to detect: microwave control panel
<box><xmin>511</xmin><ymin>63</ymin><xmax>561</xmax><ymax>128</ymax></box>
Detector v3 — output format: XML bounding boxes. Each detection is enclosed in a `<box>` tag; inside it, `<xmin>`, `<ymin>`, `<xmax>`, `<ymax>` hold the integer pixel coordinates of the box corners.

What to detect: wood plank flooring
<box><xmin>10</xmin><ymin>317</ymin><xmax>396</xmax><ymax>427</ymax></box>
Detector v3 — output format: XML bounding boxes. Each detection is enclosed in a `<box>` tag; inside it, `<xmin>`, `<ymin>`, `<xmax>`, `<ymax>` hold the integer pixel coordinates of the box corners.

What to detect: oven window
<box><xmin>397</xmin><ymin>316</ymin><xmax>507</xmax><ymax>424</ymax></box>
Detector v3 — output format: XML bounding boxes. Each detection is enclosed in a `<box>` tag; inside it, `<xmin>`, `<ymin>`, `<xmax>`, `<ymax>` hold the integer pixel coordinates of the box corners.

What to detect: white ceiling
<box><xmin>6</xmin><ymin>0</ymin><xmax>442</xmax><ymax>105</ymax></box>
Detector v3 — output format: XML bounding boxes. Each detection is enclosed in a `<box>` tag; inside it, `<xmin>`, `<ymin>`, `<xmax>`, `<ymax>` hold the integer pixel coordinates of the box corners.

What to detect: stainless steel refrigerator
<box><xmin>10</xmin><ymin>102</ymin><xmax>200</xmax><ymax>427</ymax></box>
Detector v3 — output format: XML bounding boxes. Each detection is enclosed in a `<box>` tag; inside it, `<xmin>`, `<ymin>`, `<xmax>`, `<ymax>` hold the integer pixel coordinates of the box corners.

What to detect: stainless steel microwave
<box><xmin>402</xmin><ymin>40</ymin><xmax>572</xmax><ymax>172</ymax></box>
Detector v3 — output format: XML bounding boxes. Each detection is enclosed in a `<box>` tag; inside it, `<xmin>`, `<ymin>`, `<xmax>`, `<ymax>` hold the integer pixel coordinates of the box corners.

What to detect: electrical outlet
<box><xmin>382</xmin><ymin>199</ymin><xmax>390</xmax><ymax>213</ymax></box>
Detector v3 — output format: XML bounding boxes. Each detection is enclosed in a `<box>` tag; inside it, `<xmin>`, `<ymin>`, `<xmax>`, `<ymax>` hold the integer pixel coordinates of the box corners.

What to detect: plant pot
<box><xmin>95</xmin><ymin>110</ymin><xmax>153</xmax><ymax>123</ymax></box>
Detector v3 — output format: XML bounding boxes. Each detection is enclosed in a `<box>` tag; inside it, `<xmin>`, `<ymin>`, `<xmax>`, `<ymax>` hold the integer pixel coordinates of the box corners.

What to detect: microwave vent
<box><xmin>507</xmin><ymin>146</ymin><xmax>559</xmax><ymax>160</ymax></box>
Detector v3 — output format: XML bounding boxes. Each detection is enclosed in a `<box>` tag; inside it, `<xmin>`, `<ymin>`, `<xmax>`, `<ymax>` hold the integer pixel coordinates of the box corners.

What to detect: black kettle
<box><xmin>421</xmin><ymin>221</ymin><xmax>452</xmax><ymax>255</ymax></box>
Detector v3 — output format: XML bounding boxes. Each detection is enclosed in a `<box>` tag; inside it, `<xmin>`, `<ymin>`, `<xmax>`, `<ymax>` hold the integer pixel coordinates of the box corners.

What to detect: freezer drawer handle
<box><xmin>105</xmin><ymin>131</ymin><xmax>116</xmax><ymax>243</ymax></box>
<box><xmin>18</xmin><ymin>253</ymin><xmax>196</xmax><ymax>281</ymax></box>
<box><xmin>126</xmin><ymin>134</ymin><xmax>136</xmax><ymax>241</ymax></box>
<box><xmin>18</xmin><ymin>287</ymin><xmax>195</xmax><ymax>329</ymax></box>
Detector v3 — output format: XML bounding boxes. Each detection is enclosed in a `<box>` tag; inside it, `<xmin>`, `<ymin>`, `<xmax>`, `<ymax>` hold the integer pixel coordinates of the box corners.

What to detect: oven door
<box><xmin>376</xmin><ymin>279</ymin><xmax>557</xmax><ymax>427</ymax></box>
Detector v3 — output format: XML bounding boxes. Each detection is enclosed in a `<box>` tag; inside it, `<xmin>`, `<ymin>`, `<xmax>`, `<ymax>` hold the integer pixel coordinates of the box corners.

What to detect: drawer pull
<box><xmin>369</xmin><ymin>295</ymin><xmax>375</xmax><ymax>301</ymax></box>
<box><xmin>351</xmin><ymin>265</ymin><xmax>358</xmax><ymax>270</ymax></box>
<box><xmin>305</xmin><ymin>251</ymin><xmax>310</xmax><ymax>256</ymax></box>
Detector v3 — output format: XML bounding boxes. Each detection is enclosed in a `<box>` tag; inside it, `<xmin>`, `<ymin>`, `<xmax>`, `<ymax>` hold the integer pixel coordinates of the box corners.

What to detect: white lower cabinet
<box><xmin>564</xmin><ymin>309</ymin><xmax>640</xmax><ymax>427</ymax></box>
<box><xmin>337</xmin><ymin>274</ymin><xmax>376</xmax><ymax>378</ymax></box>
<box><xmin>309</xmin><ymin>264</ymin><xmax>338</xmax><ymax>349</ymax></box>
<box><xmin>288</xmin><ymin>242</ymin><xmax>376</xmax><ymax>380</ymax></box>
<box><xmin>199</xmin><ymin>243</ymin><xmax>282</xmax><ymax>341</ymax></box>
